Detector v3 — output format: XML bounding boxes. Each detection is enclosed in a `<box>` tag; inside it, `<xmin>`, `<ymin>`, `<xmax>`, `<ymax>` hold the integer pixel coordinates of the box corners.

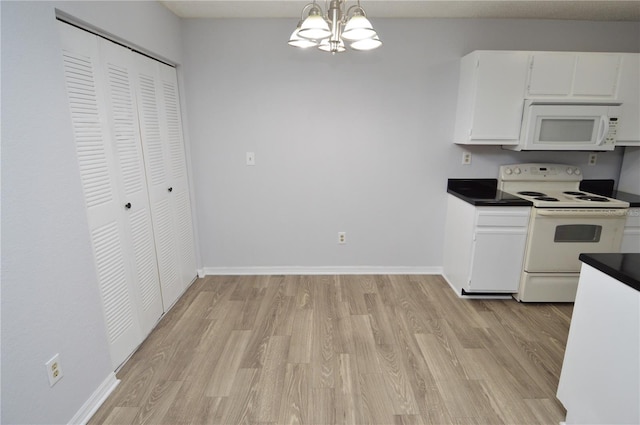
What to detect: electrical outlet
<box><xmin>588</xmin><ymin>153</ymin><xmax>597</xmax><ymax>166</ymax></box>
<box><xmin>45</xmin><ymin>354</ymin><xmax>63</xmax><ymax>387</ymax></box>
<box><xmin>338</xmin><ymin>232</ymin><xmax>346</xmax><ymax>244</ymax></box>
<box><xmin>462</xmin><ymin>151</ymin><xmax>472</xmax><ymax>165</ymax></box>
<box><xmin>246</xmin><ymin>152</ymin><xmax>255</xmax><ymax>166</ymax></box>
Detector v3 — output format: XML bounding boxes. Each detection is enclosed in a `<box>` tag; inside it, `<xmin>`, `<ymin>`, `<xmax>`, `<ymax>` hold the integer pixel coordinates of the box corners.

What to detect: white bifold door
<box><xmin>58</xmin><ymin>22</ymin><xmax>196</xmax><ymax>369</ymax></box>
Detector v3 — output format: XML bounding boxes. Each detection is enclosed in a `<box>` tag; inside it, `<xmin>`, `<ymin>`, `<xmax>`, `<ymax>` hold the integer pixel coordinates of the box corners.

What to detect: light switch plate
<box><xmin>246</xmin><ymin>152</ymin><xmax>255</xmax><ymax>166</ymax></box>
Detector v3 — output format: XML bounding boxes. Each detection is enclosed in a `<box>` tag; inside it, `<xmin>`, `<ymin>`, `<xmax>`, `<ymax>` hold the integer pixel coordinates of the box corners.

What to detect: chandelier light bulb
<box><xmin>350</xmin><ymin>35</ymin><xmax>382</xmax><ymax>51</ymax></box>
<box><xmin>288</xmin><ymin>23</ymin><xmax>320</xmax><ymax>48</ymax></box>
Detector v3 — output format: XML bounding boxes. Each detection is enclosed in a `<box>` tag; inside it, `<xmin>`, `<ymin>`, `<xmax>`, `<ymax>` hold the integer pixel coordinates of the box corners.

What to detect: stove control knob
<box><xmin>505</xmin><ymin>168</ymin><xmax>513</xmax><ymax>175</ymax></box>
<box><xmin>514</xmin><ymin>167</ymin><xmax>521</xmax><ymax>175</ymax></box>
<box><xmin>566</xmin><ymin>167</ymin><xmax>573</xmax><ymax>175</ymax></box>
<box><xmin>574</xmin><ymin>168</ymin><xmax>581</xmax><ymax>175</ymax></box>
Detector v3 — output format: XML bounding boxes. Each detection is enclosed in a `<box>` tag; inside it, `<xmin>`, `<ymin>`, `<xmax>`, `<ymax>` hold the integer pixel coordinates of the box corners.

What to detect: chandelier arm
<box><xmin>345</xmin><ymin>4</ymin><xmax>366</xmax><ymax>18</ymax></box>
<box><xmin>300</xmin><ymin>2</ymin><xmax>324</xmax><ymax>20</ymax></box>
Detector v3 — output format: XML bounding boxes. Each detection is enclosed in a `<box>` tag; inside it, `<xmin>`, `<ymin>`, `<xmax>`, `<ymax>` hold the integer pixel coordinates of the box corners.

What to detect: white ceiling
<box><xmin>160</xmin><ymin>0</ymin><xmax>640</xmax><ymax>21</ymax></box>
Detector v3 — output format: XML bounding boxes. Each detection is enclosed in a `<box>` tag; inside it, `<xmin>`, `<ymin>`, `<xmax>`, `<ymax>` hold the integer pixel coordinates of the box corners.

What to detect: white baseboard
<box><xmin>199</xmin><ymin>266</ymin><xmax>443</xmax><ymax>276</ymax></box>
<box><xmin>69</xmin><ymin>372</ymin><xmax>119</xmax><ymax>425</ymax></box>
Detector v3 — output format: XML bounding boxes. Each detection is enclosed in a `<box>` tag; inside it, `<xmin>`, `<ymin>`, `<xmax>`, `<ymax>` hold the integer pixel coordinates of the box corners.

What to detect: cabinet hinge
<box><xmin>468</xmin><ymin>129</ymin><xmax>473</xmax><ymax>137</ymax></box>
<box><xmin>476</xmin><ymin>59</ymin><xmax>480</xmax><ymax>68</ymax></box>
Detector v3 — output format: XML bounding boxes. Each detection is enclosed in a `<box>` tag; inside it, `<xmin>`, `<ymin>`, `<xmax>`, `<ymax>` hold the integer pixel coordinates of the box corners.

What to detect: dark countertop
<box><xmin>447</xmin><ymin>179</ymin><xmax>533</xmax><ymax>206</ymax></box>
<box><xmin>579</xmin><ymin>253</ymin><xmax>640</xmax><ymax>292</ymax></box>
<box><xmin>447</xmin><ymin>178</ymin><xmax>639</xmax><ymax>207</ymax></box>
<box><xmin>580</xmin><ymin>180</ymin><xmax>640</xmax><ymax>207</ymax></box>
<box><xmin>612</xmin><ymin>191</ymin><xmax>640</xmax><ymax>208</ymax></box>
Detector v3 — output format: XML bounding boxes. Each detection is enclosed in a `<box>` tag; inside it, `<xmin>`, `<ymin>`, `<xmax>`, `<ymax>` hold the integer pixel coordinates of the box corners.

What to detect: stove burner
<box><xmin>518</xmin><ymin>191</ymin><xmax>547</xmax><ymax>197</ymax></box>
<box><xmin>564</xmin><ymin>191</ymin><xmax>587</xmax><ymax>196</ymax></box>
<box><xmin>576</xmin><ymin>196</ymin><xmax>610</xmax><ymax>202</ymax></box>
<box><xmin>534</xmin><ymin>197</ymin><xmax>559</xmax><ymax>201</ymax></box>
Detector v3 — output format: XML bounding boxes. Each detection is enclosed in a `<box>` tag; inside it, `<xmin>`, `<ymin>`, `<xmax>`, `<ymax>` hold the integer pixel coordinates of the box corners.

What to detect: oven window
<box><xmin>539</xmin><ymin>119</ymin><xmax>595</xmax><ymax>142</ymax></box>
<box><xmin>554</xmin><ymin>224</ymin><xmax>602</xmax><ymax>242</ymax></box>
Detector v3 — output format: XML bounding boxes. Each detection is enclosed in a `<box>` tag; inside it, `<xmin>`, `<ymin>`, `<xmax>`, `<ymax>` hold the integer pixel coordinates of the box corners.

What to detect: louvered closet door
<box><xmin>157</xmin><ymin>64</ymin><xmax>197</xmax><ymax>287</ymax></box>
<box><xmin>134</xmin><ymin>54</ymin><xmax>183</xmax><ymax>308</ymax></box>
<box><xmin>97</xmin><ymin>37</ymin><xmax>164</xmax><ymax>337</ymax></box>
<box><xmin>58</xmin><ymin>22</ymin><xmax>142</xmax><ymax>368</ymax></box>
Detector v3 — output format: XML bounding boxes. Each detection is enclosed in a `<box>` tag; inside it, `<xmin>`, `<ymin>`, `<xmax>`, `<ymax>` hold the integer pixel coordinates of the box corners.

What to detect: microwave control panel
<box><xmin>604</xmin><ymin>117</ymin><xmax>619</xmax><ymax>146</ymax></box>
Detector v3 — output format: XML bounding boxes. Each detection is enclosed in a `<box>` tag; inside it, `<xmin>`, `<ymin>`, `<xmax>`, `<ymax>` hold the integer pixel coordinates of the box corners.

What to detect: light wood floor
<box><xmin>89</xmin><ymin>275</ymin><xmax>572</xmax><ymax>424</ymax></box>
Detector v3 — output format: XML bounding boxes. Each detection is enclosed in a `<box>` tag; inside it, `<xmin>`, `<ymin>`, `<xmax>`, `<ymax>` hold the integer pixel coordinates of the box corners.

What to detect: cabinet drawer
<box><xmin>626</xmin><ymin>209</ymin><xmax>640</xmax><ymax>227</ymax></box>
<box><xmin>476</xmin><ymin>210</ymin><xmax>530</xmax><ymax>227</ymax></box>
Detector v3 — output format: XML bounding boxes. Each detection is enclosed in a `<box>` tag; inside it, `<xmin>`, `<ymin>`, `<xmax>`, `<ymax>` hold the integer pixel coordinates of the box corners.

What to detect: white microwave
<box><xmin>506</xmin><ymin>101</ymin><xmax>621</xmax><ymax>151</ymax></box>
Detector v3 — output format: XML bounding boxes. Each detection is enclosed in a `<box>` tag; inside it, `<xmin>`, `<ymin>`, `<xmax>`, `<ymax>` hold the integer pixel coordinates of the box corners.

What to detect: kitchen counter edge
<box><xmin>579</xmin><ymin>253</ymin><xmax>640</xmax><ymax>292</ymax></box>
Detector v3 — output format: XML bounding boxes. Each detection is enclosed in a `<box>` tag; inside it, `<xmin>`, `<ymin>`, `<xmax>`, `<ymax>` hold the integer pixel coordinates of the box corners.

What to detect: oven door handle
<box><xmin>596</xmin><ymin>115</ymin><xmax>609</xmax><ymax>146</ymax></box>
<box><xmin>535</xmin><ymin>208</ymin><xmax>628</xmax><ymax>218</ymax></box>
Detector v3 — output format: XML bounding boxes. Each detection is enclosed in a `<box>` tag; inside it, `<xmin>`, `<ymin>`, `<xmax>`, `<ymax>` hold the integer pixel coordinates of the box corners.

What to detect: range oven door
<box><xmin>524</xmin><ymin>208</ymin><xmax>627</xmax><ymax>272</ymax></box>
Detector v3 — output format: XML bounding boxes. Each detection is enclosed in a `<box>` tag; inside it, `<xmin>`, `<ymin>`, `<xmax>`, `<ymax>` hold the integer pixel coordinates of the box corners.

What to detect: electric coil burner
<box><xmin>498</xmin><ymin>163</ymin><xmax>629</xmax><ymax>302</ymax></box>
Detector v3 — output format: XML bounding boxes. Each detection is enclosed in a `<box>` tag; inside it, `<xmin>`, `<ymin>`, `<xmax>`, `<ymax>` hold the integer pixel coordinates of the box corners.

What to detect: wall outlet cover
<box><xmin>45</xmin><ymin>354</ymin><xmax>63</xmax><ymax>387</ymax></box>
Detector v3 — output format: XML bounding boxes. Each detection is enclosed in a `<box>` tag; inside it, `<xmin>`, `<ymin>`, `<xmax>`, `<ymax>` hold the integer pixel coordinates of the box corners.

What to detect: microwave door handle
<box><xmin>596</xmin><ymin>116</ymin><xmax>609</xmax><ymax>146</ymax></box>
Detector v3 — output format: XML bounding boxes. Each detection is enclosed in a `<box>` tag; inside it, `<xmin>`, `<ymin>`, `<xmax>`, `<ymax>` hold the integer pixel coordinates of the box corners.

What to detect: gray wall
<box><xmin>1</xmin><ymin>1</ymin><xmax>183</xmax><ymax>423</ymax></box>
<box><xmin>182</xmin><ymin>18</ymin><xmax>639</xmax><ymax>273</ymax></box>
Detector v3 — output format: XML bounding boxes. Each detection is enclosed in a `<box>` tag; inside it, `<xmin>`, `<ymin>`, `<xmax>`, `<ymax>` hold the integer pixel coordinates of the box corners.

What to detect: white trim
<box><xmin>69</xmin><ymin>373</ymin><xmax>119</xmax><ymax>425</ymax></box>
<box><xmin>200</xmin><ymin>266</ymin><xmax>443</xmax><ymax>276</ymax></box>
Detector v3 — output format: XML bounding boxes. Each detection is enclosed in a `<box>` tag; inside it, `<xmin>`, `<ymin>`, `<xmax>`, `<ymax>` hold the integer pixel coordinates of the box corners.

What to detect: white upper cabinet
<box><xmin>454</xmin><ymin>50</ymin><xmax>639</xmax><ymax>146</ymax></box>
<box><xmin>453</xmin><ymin>51</ymin><xmax>529</xmax><ymax>145</ymax></box>
<box><xmin>616</xmin><ymin>54</ymin><xmax>640</xmax><ymax>145</ymax></box>
<box><xmin>527</xmin><ymin>52</ymin><xmax>621</xmax><ymax>99</ymax></box>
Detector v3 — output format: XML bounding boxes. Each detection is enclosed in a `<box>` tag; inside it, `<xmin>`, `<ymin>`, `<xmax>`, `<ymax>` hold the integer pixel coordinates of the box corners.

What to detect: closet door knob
<box><xmin>125</xmin><ymin>202</ymin><xmax>132</xmax><ymax>209</ymax></box>
<box><xmin>168</xmin><ymin>187</ymin><xmax>173</xmax><ymax>193</ymax></box>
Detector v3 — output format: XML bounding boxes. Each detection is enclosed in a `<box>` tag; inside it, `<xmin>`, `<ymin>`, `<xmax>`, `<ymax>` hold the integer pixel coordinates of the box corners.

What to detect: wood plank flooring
<box><xmin>89</xmin><ymin>275</ymin><xmax>572</xmax><ymax>424</ymax></box>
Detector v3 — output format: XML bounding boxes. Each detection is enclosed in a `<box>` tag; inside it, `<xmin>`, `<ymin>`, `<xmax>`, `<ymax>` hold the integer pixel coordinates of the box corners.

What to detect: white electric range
<box><xmin>498</xmin><ymin>163</ymin><xmax>629</xmax><ymax>302</ymax></box>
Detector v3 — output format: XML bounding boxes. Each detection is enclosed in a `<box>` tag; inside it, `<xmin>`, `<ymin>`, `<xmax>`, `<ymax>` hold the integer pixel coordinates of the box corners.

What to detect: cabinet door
<box><xmin>573</xmin><ymin>54</ymin><xmax>620</xmax><ymax>97</ymax></box>
<box><xmin>98</xmin><ymin>38</ymin><xmax>164</xmax><ymax>337</ymax></box>
<box><xmin>621</xmin><ymin>229</ymin><xmax>640</xmax><ymax>253</ymax></box>
<box><xmin>468</xmin><ymin>51</ymin><xmax>528</xmax><ymax>142</ymax></box>
<box><xmin>622</xmin><ymin>209</ymin><xmax>640</xmax><ymax>252</ymax></box>
<box><xmin>59</xmin><ymin>22</ymin><xmax>141</xmax><ymax>368</ymax></box>
<box><xmin>528</xmin><ymin>52</ymin><xmax>621</xmax><ymax>99</ymax></box>
<box><xmin>468</xmin><ymin>228</ymin><xmax>527</xmax><ymax>292</ymax></box>
<box><xmin>528</xmin><ymin>52</ymin><xmax>575</xmax><ymax>96</ymax></box>
<box><xmin>616</xmin><ymin>54</ymin><xmax>640</xmax><ymax>145</ymax></box>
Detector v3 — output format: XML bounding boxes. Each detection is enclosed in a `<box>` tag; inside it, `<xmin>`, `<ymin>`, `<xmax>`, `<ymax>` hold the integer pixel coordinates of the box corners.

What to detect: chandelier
<box><xmin>288</xmin><ymin>0</ymin><xmax>382</xmax><ymax>54</ymax></box>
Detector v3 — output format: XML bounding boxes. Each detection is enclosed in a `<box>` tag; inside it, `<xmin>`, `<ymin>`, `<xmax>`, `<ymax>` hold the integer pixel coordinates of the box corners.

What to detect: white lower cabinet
<box><xmin>59</xmin><ymin>22</ymin><xmax>196</xmax><ymax>369</ymax></box>
<box><xmin>443</xmin><ymin>195</ymin><xmax>530</xmax><ymax>295</ymax></box>
<box><xmin>557</xmin><ymin>262</ymin><xmax>639</xmax><ymax>424</ymax></box>
<box><xmin>622</xmin><ymin>207</ymin><xmax>640</xmax><ymax>252</ymax></box>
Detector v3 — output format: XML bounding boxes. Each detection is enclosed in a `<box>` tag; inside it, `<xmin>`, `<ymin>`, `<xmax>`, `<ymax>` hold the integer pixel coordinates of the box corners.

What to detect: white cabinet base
<box><xmin>443</xmin><ymin>195</ymin><xmax>530</xmax><ymax>296</ymax></box>
<box><xmin>557</xmin><ymin>263</ymin><xmax>640</xmax><ymax>424</ymax></box>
